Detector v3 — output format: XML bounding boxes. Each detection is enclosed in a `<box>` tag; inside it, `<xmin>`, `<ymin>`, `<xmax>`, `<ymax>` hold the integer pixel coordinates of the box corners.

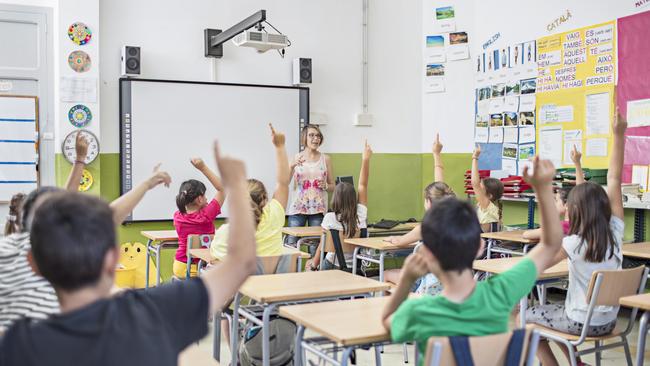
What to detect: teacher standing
<box><xmin>287</xmin><ymin>125</ymin><xmax>334</xmax><ymax>240</ymax></box>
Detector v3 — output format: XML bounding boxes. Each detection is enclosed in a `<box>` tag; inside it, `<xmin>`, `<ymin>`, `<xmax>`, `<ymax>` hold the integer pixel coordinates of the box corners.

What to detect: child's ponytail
<box><xmin>176</xmin><ymin>180</ymin><xmax>207</xmax><ymax>214</ymax></box>
<box><xmin>5</xmin><ymin>193</ymin><xmax>25</xmax><ymax>236</ymax></box>
<box><xmin>247</xmin><ymin>179</ymin><xmax>269</xmax><ymax>228</ymax></box>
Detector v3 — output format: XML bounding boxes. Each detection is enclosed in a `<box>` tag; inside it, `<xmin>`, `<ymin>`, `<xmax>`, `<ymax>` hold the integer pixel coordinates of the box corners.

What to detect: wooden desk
<box><xmin>480</xmin><ymin>230</ymin><xmax>538</xmax><ymax>259</ymax></box>
<box><xmin>344</xmin><ymin>237</ymin><xmax>417</xmax><ymax>282</ymax></box>
<box><xmin>188</xmin><ymin>247</ymin><xmax>311</xmax><ymax>266</ymax></box>
<box><xmin>280</xmin><ymin>296</ymin><xmax>390</xmax><ymax>346</ymax></box>
<box><xmin>620</xmin><ymin>293</ymin><xmax>650</xmax><ymax>366</ymax></box>
<box><xmin>281</xmin><ymin>226</ymin><xmax>322</xmax><ymax>251</ymax></box>
<box><xmin>622</xmin><ymin>243</ymin><xmax>650</xmax><ymax>260</ymax></box>
<box><xmin>473</xmin><ymin>257</ymin><xmax>569</xmax><ymax>326</ymax></box>
<box><xmin>141</xmin><ymin>230</ymin><xmax>179</xmax><ymax>288</ymax></box>
<box><xmin>280</xmin><ymin>297</ymin><xmax>392</xmax><ymax>366</ymax></box>
<box><xmin>473</xmin><ymin>257</ymin><xmax>568</xmax><ymax>280</ymax></box>
<box><xmin>230</xmin><ymin>271</ymin><xmax>389</xmax><ymax>366</ymax></box>
<box><xmin>282</xmin><ymin>226</ymin><xmax>323</xmax><ymax>237</ymax></box>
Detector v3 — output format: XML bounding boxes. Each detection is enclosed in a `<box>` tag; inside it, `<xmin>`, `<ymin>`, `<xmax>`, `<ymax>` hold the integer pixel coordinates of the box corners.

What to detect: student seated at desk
<box><xmin>210</xmin><ymin>124</ymin><xmax>290</xmax><ymax>259</ymax></box>
<box><xmin>382</xmin><ymin>156</ymin><xmax>564</xmax><ymax>364</ymax></box>
<box><xmin>0</xmin><ymin>142</ymin><xmax>258</xmax><ymax>366</ymax></box>
<box><xmin>471</xmin><ymin>145</ymin><xmax>504</xmax><ymax>233</ymax></box>
<box><xmin>384</xmin><ymin>134</ymin><xmax>453</xmax><ymax>295</ymax></box>
<box><xmin>526</xmin><ymin>110</ymin><xmax>627</xmax><ymax>366</ymax></box>
<box><xmin>305</xmin><ymin>140</ymin><xmax>372</xmax><ymax>271</ymax></box>
<box><xmin>523</xmin><ymin>145</ymin><xmax>583</xmax><ymax>240</ymax></box>
<box><xmin>172</xmin><ymin>156</ymin><xmax>226</xmax><ymax>278</ymax></box>
<box><xmin>0</xmin><ymin>134</ymin><xmax>168</xmax><ymax>334</ymax></box>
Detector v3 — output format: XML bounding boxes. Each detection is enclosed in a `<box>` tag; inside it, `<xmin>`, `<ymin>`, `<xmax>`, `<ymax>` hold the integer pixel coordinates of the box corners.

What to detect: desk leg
<box><xmin>374</xmin><ymin>345</ymin><xmax>383</xmax><ymax>366</ymax></box>
<box><xmin>145</xmin><ymin>239</ymin><xmax>153</xmax><ymax>289</ymax></box>
<box><xmin>213</xmin><ymin>311</ymin><xmax>221</xmax><ymax>361</ymax></box>
<box><xmin>294</xmin><ymin>325</ymin><xmax>305</xmax><ymax>366</ymax></box>
<box><xmin>352</xmin><ymin>247</ymin><xmax>360</xmax><ymax>276</ymax></box>
<box><xmin>637</xmin><ymin>311</ymin><xmax>649</xmax><ymax>366</ymax></box>
<box><xmin>155</xmin><ymin>244</ymin><xmax>163</xmax><ymax>286</ymax></box>
<box><xmin>262</xmin><ymin>304</ymin><xmax>277</xmax><ymax>366</ymax></box>
<box><xmin>379</xmin><ymin>252</ymin><xmax>386</xmax><ymax>283</ymax></box>
<box><xmin>414</xmin><ymin>342</ymin><xmax>419</xmax><ymax>366</ymax></box>
<box><xmin>320</xmin><ymin>243</ymin><xmax>326</xmax><ymax>271</ymax></box>
<box><xmin>519</xmin><ymin>296</ymin><xmax>527</xmax><ymax>327</ymax></box>
<box><xmin>486</xmin><ymin>239</ymin><xmax>493</xmax><ymax>259</ymax></box>
<box><xmin>231</xmin><ymin>293</ymin><xmax>241</xmax><ymax>366</ymax></box>
<box><xmin>340</xmin><ymin>347</ymin><xmax>354</xmax><ymax>366</ymax></box>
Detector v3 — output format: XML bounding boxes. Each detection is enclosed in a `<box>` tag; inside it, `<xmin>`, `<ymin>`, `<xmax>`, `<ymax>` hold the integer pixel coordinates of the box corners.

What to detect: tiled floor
<box><xmin>180</xmin><ymin>311</ymin><xmax>649</xmax><ymax>366</ymax></box>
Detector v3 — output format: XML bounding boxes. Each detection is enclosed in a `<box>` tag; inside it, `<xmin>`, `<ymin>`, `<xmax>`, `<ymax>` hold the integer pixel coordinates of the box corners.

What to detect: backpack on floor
<box><xmin>239</xmin><ymin>317</ymin><xmax>296</xmax><ymax>366</ymax></box>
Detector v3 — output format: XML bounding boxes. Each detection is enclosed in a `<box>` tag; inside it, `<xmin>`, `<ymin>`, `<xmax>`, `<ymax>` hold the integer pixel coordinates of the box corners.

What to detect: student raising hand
<box><xmin>570</xmin><ymin>145</ymin><xmax>585</xmax><ymax>185</ymax></box>
<box><xmin>521</xmin><ymin>156</ymin><xmax>564</xmax><ymax>274</ymax></box>
<box><xmin>146</xmin><ymin>163</ymin><xmax>172</xmax><ymax>189</ymax></box>
<box><xmin>270</xmin><ymin>123</ymin><xmax>286</xmax><ymax>147</ymax></box>
<box><xmin>472</xmin><ymin>144</ymin><xmax>481</xmax><ymax>159</ymax></box>
<box><xmin>432</xmin><ymin>133</ymin><xmax>443</xmax><ymax>155</ymax></box>
<box><xmin>64</xmin><ymin>132</ymin><xmax>90</xmax><ymax>192</ymax></box>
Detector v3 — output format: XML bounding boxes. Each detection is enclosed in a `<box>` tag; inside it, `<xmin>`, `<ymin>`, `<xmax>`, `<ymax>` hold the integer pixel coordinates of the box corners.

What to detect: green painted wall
<box><xmin>86</xmin><ymin>152</ymin><xmax>650</xmax><ymax>281</ymax></box>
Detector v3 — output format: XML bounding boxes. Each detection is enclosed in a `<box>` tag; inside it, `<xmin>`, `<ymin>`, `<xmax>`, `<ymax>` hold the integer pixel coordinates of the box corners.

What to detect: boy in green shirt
<box><xmin>382</xmin><ymin>156</ymin><xmax>564</xmax><ymax>363</ymax></box>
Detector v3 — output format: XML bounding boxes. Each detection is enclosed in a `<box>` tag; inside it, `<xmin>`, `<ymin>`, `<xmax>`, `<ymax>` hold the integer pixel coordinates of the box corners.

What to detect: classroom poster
<box><xmin>617</xmin><ymin>11</ymin><xmax>650</xmax><ymax>182</ymax></box>
<box><xmin>535</xmin><ymin>20</ymin><xmax>616</xmax><ymax>169</ymax></box>
<box><xmin>474</xmin><ymin>39</ymin><xmax>538</xmax><ymax>173</ymax></box>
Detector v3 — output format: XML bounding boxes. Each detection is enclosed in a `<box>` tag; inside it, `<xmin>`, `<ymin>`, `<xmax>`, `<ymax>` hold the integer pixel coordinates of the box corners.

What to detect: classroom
<box><xmin>1</xmin><ymin>0</ymin><xmax>650</xmax><ymax>365</ymax></box>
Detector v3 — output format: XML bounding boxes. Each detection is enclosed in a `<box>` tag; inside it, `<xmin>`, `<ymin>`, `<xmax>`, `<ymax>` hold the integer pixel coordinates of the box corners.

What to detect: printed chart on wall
<box><xmin>617</xmin><ymin>10</ymin><xmax>650</xmax><ymax>190</ymax></box>
<box><xmin>536</xmin><ymin>20</ymin><xmax>616</xmax><ymax>169</ymax></box>
<box><xmin>475</xmin><ymin>37</ymin><xmax>538</xmax><ymax>175</ymax></box>
<box><xmin>0</xmin><ymin>96</ymin><xmax>39</xmax><ymax>201</ymax></box>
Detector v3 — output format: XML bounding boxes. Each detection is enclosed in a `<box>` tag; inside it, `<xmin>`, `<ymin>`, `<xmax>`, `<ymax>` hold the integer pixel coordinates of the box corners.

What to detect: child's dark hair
<box><xmin>22</xmin><ymin>187</ymin><xmax>62</xmax><ymax>232</ymax></box>
<box><xmin>176</xmin><ymin>179</ymin><xmax>206</xmax><ymax>214</ymax></box>
<box><xmin>424</xmin><ymin>181</ymin><xmax>455</xmax><ymax>203</ymax></box>
<box><xmin>421</xmin><ymin>197</ymin><xmax>482</xmax><ymax>272</ymax></box>
<box><xmin>247</xmin><ymin>179</ymin><xmax>269</xmax><ymax>227</ymax></box>
<box><xmin>331</xmin><ymin>182</ymin><xmax>358</xmax><ymax>238</ymax></box>
<box><xmin>5</xmin><ymin>193</ymin><xmax>25</xmax><ymax>236</ymax></box>
<box><xmin>482</xmin><ymin>177</ymin><xmax>504</xmax><ymax>219</ymax></box>
<box><xmin>567</xmin><ymin>182</ymin><xmax>617</xmax><ymax>262</ymax></box>
<box><xmin>30</xmin><ymin>191</ymin><xmax>116</xmax><ymax>291</ymax></box>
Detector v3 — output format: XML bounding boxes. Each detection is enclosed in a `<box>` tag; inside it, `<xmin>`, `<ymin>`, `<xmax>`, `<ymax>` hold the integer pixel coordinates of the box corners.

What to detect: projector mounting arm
<box><xmin>204</xmin><ymin>10</ymin><xmax>266</xmax><ymax>58</ymax></box>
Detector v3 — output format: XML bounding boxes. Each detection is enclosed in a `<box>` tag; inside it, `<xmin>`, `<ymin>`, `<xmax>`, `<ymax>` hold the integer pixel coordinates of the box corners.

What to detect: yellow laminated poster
<box><xmin>116</xmin><ymin>242</ymin><xmax>157</xmax><ymax>288</ymax></box>
<box><xmin>536</xmin><ymin>20</ymin><xmax>616</xmax><ymax>169</ymax></box>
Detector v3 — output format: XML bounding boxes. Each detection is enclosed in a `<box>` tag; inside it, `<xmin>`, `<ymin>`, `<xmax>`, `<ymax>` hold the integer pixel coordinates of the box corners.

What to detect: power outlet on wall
<box><xmin>354</xmin><ymin>113</ymin><xmax>373</xmax><ymax>126</ymax></box>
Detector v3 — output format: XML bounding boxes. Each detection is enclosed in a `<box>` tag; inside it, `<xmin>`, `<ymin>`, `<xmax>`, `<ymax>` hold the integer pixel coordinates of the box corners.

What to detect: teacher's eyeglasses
<box><xmin>308</xmin><ymin>133</ymin><xmax>322</xmax><ymax>140</ymax></box>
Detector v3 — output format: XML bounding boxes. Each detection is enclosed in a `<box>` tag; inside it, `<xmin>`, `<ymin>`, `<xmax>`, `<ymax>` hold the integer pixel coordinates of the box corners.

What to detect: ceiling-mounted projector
<box><xmin>204</xmin><ymin>10</ymin><xmax>291</xmax><ymax>58</ymax></box>
<box><xmin>233</xmin><ymin>30</ymin><xmax>289</xmax><ymax>52</ymax></box>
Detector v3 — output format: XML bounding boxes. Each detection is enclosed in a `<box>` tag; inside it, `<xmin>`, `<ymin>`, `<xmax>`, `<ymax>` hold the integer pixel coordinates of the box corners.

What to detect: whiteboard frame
<box><xmin>118</xmin><ymin>78</ymin><xmax>310</xmax><ymax>223</ymax></box>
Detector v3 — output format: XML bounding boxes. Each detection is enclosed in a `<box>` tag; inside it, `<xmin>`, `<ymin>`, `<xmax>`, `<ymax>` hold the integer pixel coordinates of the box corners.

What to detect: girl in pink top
<box><xmin>172</xmin><ymin>158</ymin><xmax>225</xmax><ymax>278</ymax></box>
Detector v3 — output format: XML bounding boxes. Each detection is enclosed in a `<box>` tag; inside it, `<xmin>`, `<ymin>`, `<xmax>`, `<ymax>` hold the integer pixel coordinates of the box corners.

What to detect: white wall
<box><xmin>421</xmin><ymin>0</ymin><xmax>475</xmax><ymax>153</ymax></box>
<box><xmin>100</xmin><ymin>0</ymin><xmax>422</xmax><ymax>154</ymax></box>
<box><xmin>423</xmin><ymin>0</ymin><xmax>650</xmax><ymax>154</ymax></box>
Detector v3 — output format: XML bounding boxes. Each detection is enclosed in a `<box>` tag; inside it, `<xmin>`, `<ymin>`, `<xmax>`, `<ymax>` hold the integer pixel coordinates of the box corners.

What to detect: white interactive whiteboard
<box><xmin>120</xmin><ymin>79</ymin><xmax>308</xmax><ymax>222</ymax></box>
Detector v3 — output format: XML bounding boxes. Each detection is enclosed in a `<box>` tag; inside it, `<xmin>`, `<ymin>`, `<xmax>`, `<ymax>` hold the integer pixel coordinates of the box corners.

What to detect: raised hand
<box><xmin>147</xmin><ymin>163</ymin><xmax>171</xmax><ymax>189</ymax></box>
<box><xmin>214</xmin><ymin>141</ymin><xmax>247</xmax><ymax>187</ymax></box>
<box><xmin>190</xmin><ymin>157</ymin><xmax>207</xmax><ymax>171</ymax></box>
<box><xmin>522</xmin><ymin>156</ymin><xmax>555</xmax><ymax>188</ymax></box>
<box><xmin>432</xmin><ymin>133</ymin><xmax>443</xmax><ymax>154</ymax></box>
<box><xmin>570</xmin><ymin>145</ymin><xmax>582</xmax><ymax>165</ymax></box>
<box><xmin>75</xmin><ymin>132</ymin><xmax>89</xmax><ymax>162</ymax></box>
<box><xmin>362</xmin><ymin>139</ymin><xmax>373</xmax><ymax>160</ymax></box>
<box><xmin>270</xmin><ymin>123</ymin><xmax>286</xmax><ymax>147</ymax></box>
<box><xmin>613</xmin><ymin>106</ymin><xmax>627</xmax><ymax>135</ymax></box>
<box><xmin>472</xmin><ymin>144</ymin><xmax>481</xmax><ymax>159</ymax></box>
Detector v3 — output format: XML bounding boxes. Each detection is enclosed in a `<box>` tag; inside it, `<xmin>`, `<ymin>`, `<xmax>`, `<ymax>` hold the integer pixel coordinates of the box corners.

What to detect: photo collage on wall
<box><xmin>474</xmin><ymin>40</ymin><xmax>538</xmax><ymax>176</ymax></box>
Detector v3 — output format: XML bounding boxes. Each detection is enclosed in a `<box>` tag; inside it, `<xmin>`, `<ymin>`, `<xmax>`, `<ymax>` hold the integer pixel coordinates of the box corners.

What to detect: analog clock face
<box><xmin>62</xmin><ymin>130</ymin><xmax>100</xmax><ymax>165</ymax></box>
